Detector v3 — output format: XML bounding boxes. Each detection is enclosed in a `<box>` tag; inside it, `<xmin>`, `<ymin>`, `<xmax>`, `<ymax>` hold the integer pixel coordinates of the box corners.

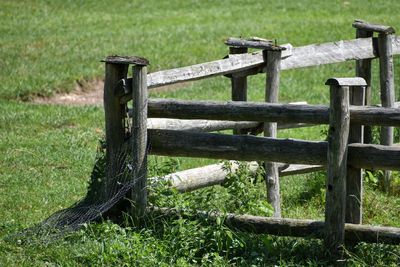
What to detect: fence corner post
<box><xmin>324</xmin><ymin>78</ymin><xmax>353</xmax><ymax>255</ymax></box>
<box><xmin>131</xmin><ymin>59</ymin><xmax>149</xmax><ymax>220</ymax></box>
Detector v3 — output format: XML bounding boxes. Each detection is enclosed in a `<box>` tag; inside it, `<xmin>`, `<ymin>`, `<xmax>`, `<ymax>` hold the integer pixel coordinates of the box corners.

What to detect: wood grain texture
<box><xmin>131</xmin><ymin>65</ymin><xmax>148</xmax><ymax>219</ymax></box>
<box><xmin>152</xmin><ymin>162</ymin><xmax>322</xmax><ymax>193</ymax></box>
<box><xmin>146</xmin><ymin>38</ymin><xmax>375</xmax><ymax>88</ymax></box>
<box><xmin>149</xmin><ymin>207</ymin><xmax>400</xmax><ymax>244</ymax></box>
<box><xmin>102</xmin><ymin>55</ymin><xmax>149</xmax><ymax>65</ymax></box>
<box><xmin>355</xmin><ymin>29</ymin><xmax>373</xmax><ymax>145</ymax></box>
<box><xmin>147</xmin><ymin>118</ymin><xmax>259</xmax><ymax>132</ymax></box>
<box><xmin>225</xmin><ymin>37</ymin><xmax>285</xmax><ymax>50</ymax></box>
<box><xmin>153</xmin><ymin>161</ymin><xmax>259</xmax><ymax>192</ymax></box>
<box><xmin>324</xmin><ymin>84</ymin><xmax>350</xmax><ymax>253</ymax></box>
<box><xmin>264</xmin><ymin>49</ymin><xmax>282</xmax><ymax>218</ymax></box>
<box><xmin>352</xmin><ymin>20</ymin><xmax>395</xmax><ymax>34</ymax></box>
<box><xmin>230</xmin><ymin>46</ymin><xmax>249</xmax><ymax>135</ymax></box>
<box><xmin>116</xmin><ymin>36</ymin><xmax>400</xmax><ymax>101</ymax></box>
<box><xmin>378</xmin><ymin>33</ymin><xmax>396</xmax><ymax>192</ymax></box>
<box><xmin>103</xmin><ymin>63</ymin><xmax>128</xmax><ymax>170</ymax></box>
<box><xmin>145</xmin><ymin>118</ymin><xmax>312</xmax><ymax>132</ymax></box>
<box><xmin>147</xmin><ymin>98</ymin><xmax>400</xmax><ymax>127</ymax></box>
<box><xmin>146</xmin><ymin>129</ymin><xmax>400</xmax><ymax>170</ymax></box>
<box><xmin>346</xmin><ymin>86</ymin><xmax>365</xmax><ymax>224</ymax></box>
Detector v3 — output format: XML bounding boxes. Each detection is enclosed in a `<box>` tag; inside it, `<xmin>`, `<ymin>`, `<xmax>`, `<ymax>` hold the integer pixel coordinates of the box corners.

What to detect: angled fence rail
<box><xmin>115</xmin><ymin>36</ymin><xmax>400</xmax><ymax>100</ymax></box>
<box><xmin>102</xmin><ymin>19</ymin><xmax>400</xmax><ymax>257</ymax></box>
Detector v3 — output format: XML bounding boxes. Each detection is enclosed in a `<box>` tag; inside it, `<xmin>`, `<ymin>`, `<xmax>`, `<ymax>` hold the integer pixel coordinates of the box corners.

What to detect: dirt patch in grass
<box><xmin>33</xmin><ymin>79</ymin><xmax>105</xmax><ymax>106</ymax></box>
<box><xmin>33</xmin><ymin>79</ymin><xmax>190</xmax><ymax>106</ymax></box>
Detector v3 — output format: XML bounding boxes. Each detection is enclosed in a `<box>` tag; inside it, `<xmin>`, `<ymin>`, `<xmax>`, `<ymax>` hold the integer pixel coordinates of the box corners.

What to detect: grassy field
<box><xmin>1</xmin><ymin>0</ymin><xmax>400</xmax><ymax>265</ymax></box>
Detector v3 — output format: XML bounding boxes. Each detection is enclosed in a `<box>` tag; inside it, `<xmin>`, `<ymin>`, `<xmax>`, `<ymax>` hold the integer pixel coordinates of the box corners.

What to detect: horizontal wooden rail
<box><xmin>116</xmin><ymin>36</ymin><xmax>400</xmax><ymax>100</ymax></box>
<box><xmin>147</xmin><ymin>118</ymin><xmax>258</xmax><ymax>132</ymax></box>
<box><xmin>149</xmin><ymin>207</ymin><xmax>400</xmax><ymax>244</ymax></box>
<box><xmin>146</xmin><ymin>129</ymin><xmax>400</xmax><ymax>170</ymax></box>
<box><xmin>139</xmin><ymin>101</ymin><xmax>311</xmax><ymax>132</ymax></box>
<box><xmin>147</xmin><ymin>99</ymin><xmax>400</xmax><ymax>127</ymax></box>
<box><xmin>151</xmin><ymin>161</ymin><xmax>323</xmax><ymax>192</ymax></box>
<box><xmin>146</xmin><ymin>118</ymin><xmax>312</xmax><ymax>132</ymax></box>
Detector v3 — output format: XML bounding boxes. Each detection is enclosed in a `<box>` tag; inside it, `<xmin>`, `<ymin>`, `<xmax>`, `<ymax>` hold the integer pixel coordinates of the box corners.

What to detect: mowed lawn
<box><xmin>1</xmin><ymin>0</ymin><xmax>400</xmax><ymax>265</ymax></box>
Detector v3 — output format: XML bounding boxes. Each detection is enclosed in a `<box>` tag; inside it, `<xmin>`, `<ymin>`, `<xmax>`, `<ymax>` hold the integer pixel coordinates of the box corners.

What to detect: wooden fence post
<box><xmin>102</xmin><ymin>57</ymin><xmax>129</xmax><ymax>179</ymax></box>
<box><xmin>131</xmin><ymin>60</ymin><xmax>149</xmax><ymax>219</ymax></box>
<box><xmin>229</xmin><ymin>46</ymin><xmax>248</xmax><ymax>134</ymax></box>
<box><xmin>102</xmin><ymin>56</ymin><xmax>150</xmax><ymax>219</ymax></box>
<box><xmin>352</xmin><ymin>20</ymin><xmax>396</xmax><ymax>192</ymax></box>
<box><xmin>378</xmin><ymin>32</ymin><xmax>396</xmax><ymax>192</ymax></box>
<box><xmin>263</xmin><ymin>46</ymin><xmax>285</xmax><ymax>218</ymax></box>
<box><xmin>324</xmin><ymin>78</ymin><xmax>351</xmax><ymax>254</ymax></box>
<box><xmin>346</xmin><ymin>83</ymin><xmax>366</xmax><ymax>224</ymax></box>
<box><xmin>352</xmin><ymin>21</ymin><xmax>373</xmax><ymax>145</ymax></box>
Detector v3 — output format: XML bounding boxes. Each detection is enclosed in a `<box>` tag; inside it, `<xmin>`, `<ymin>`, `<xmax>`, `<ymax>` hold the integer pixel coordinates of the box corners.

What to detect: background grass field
<box><xmin>1</xmin><ymin>0</ymin><xmax>400</xmax><ymax>265</ymax></box>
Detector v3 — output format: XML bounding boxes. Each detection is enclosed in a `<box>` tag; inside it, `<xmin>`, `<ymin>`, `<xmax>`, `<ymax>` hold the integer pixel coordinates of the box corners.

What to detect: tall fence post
<box><xmin>378</xmin><ymin>31</ymin><xmax>396</xmax><ymax>192</ymax></box>
<box><xmin>131</xmin><ymin>60</ymin><xmax>149</xmax><ymax>220</ymax></box>
<box><xmin>352</xmin><ymin>20</ymin><xmax>396</xmax><ymax>192</ymax></box>
<box><xmin>346</xmin><ymin>82</ymin><xmax>366</xmax><ymax>224</ymax></box>
<box><xmin>102</xmin><ymin>57</ymin><xmax>129</xmax><ymax>189</ymax></box>
<box><xmin>324</xmin><ymin>78</ymin><xmax>351</xmax><ymax>254</ymax></box>
<box><xmin>263</xmin><ymin>45</ymin><xmax>285</xmax><ymax>218</ymax></box>
<box><xmin>352</xmin><ymin>21</ymin><xmax>373</xmax><ymax>145</ymax></box>
<box><xmin>229</xmin><ymin>46</ymin><xmax>248</xmax><ymax>134</ymax></box>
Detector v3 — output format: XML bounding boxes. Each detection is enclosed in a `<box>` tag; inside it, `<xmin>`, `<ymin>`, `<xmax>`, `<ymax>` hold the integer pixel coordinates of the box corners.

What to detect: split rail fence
<box><xmin>102</xmin><ymin>20</ymin><xmax>400</xmax><ymax>253</ymax></box>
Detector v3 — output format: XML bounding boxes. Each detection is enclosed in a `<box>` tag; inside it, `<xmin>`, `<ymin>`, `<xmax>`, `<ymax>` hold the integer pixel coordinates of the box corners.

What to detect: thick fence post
<box><xmin>263</xmin><ymin>46</ymin><xmax>285</xmax><ymax>218</ymax></box>
<box><xmin>346</xmin><ymin>83</ymin><xmax>366</xmax><ymax>224</ymax></box>
<box><xmin>131</xmin><ymin>61</ymin><xmax>149</xmax><ymax>219</ymax></box>
<box><xmin>352</xmin><ymin>21</ymin><xmax>373</xmax><ymax>145</ymax></box>
<box><xmin>324</xmin><ymin>78</ymin><xmax>351</xmax><ymax>254</ymax></box>
<box><xmin>378</xmin><ymin>32</ymin><xmax>396</xmax><ymax>192</ymax></box>
<box><xmin>353</xmin><ymin>20</ymin><xmax>396</xmax><ymax>192</ymax></box>
<box><xmin>229</xmin><ymin>46</ymin><xmax>248</xmax><ymax>134</ymax></box>
<box><xmin>102</xmin><ymin>57</ymin><xmax>129</xmax><ymax>180</ymax></box>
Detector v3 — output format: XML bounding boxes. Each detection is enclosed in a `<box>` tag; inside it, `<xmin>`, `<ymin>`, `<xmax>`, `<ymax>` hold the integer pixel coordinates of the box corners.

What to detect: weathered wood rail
<box><xmin>146</xmin><ymin>129</ymin><xmax>400</xmax><ymax>171</ymax></box>
<box><xmin>103</xmin><ymin>19</ymin><xmax>400</xmax><ymax>258</ymax></box>
<box><xmin>144</xmin><ymin>98</ymin><xmax>400</xmax><ymax>126</ymax></box>
<box><xmin>115</xmin><ymin>35</ymin><xmax>400</xmax><ymax>100</ymax></box>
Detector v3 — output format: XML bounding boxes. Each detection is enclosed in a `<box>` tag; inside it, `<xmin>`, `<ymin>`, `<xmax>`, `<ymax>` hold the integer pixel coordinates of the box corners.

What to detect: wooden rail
<box><xmin>146</xmin><ymin>98</ymin><xmax>400</xmax><ymax>126</ymax></box>
<box><xmin>115</xmin><ymin>35</ymin><xmax>400</xmax><ymax>101</ymax></box>
<box><xmin>150</xmin><ymin>207</ymin><xmax>400</xmax><ymax>245</ymax></box>
<box><xmin>151</xmin><ymin>161</ymin><xmax>323</xmax><ymax>193</ymax></box>
<box><xmin>145</xmin><ymin>129</ymin><xmax>400</xmax><ymax>171</ymax></box>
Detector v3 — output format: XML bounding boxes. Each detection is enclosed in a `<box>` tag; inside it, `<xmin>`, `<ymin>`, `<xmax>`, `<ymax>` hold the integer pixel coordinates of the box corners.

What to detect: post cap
<box><xmin>325</xmin><ymin>77</ymin><xmax>367</xmax><ymax>87</ymax></box>
<box><xmin>352</xmin><ymin>20</ymin><xmax>395</xmax><ymax>34</ymax></box>
<box><xmin>102</xmin><ymin>55</ymin><xmax>149</xmax><ymax>66</ymax></box>
<box><xmin>224</xmin><ymin>37</ymin><xmax>286</xmax><ymax>51</ymax></box>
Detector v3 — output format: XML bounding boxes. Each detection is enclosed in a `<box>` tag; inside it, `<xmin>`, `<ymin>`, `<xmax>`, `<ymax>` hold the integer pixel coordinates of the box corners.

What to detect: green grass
<box><xmin>1</xmin><ymin>0</ymin><xmax>400</xmax><ymax>265</ymax></box>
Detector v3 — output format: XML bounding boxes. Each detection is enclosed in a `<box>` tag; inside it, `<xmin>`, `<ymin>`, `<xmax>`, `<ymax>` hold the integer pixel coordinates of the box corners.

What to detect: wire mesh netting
<box><xmin>9</xmin><ymin>138</ymin><xmax>149</xmax><ymax>243</ymax></box>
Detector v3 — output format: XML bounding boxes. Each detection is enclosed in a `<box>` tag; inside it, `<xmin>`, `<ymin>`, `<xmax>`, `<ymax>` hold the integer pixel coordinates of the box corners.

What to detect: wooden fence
<box><xmin>102</xmin><ymin>20</ymin><xmax>400</xmax><ymax>254</ymax></box>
